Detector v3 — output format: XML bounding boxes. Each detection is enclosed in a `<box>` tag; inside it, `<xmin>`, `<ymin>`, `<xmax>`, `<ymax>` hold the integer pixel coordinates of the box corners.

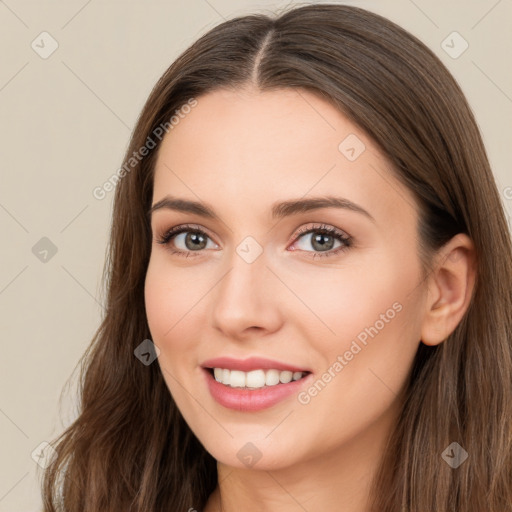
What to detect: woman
<box><xmin>42</xmin><ymin>3</ymin><xmax>512</xmax><ymax>511</ymax></box>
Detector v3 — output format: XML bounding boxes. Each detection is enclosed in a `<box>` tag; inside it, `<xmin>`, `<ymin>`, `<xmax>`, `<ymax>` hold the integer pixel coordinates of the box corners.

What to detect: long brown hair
<box><xmin>41</xmin><ymin>4</ymin><xmax>512</xmax><ymax>511</ymax></box>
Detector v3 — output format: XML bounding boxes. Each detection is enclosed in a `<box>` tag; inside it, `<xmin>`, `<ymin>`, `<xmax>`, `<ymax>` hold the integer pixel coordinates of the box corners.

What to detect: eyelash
<box><xmin>155</xmin><ymin>223</ymin><xmax>353</xmax><ymax>259</ymax></box>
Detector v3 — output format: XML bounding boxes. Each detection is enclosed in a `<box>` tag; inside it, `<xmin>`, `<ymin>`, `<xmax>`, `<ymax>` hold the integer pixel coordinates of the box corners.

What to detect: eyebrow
<box><xmin>148</xmin><ymin>196</ymin><xmax>376</xmax><ymax>223</ymax></box>
<box><xmin>148</xmin><ymin>195</ymin><xmax>376</xmax><ymax>223</ymax></box>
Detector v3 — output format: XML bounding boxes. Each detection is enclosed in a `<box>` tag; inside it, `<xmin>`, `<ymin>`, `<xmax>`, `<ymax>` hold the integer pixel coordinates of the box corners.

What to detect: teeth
<box><xmin>211</xmin><ymin>368</ymin><xmax>307</xmax><ymax>389</ymax></box>
<box><xmin>247</xmin><ymin>369</ymin><xmax>265</xmax><ymax>388</ymax></box>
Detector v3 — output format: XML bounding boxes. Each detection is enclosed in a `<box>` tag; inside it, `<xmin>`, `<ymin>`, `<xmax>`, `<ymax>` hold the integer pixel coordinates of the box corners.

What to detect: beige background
<box><xmin>0</xmin><ymin>0</ymin><xmax>510</xmax><ymax>510</ymax></box>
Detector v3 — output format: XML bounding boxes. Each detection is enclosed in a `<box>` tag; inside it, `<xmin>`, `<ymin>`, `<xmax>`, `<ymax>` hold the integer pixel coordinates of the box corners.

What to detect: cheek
<box><xmin>282</xmin><ymin>250</ymin><xmax>418</xmax><ymax>347</ymax></box>
<box><xmin>144</xmin><ymin>260</ymin><xmax>200</xmax><ymax>405</ymax></box>
<box><xmin>293</xmin><ymin>270</ymin><xmax>423</xmax><ymax>451</ymax></box>
<box><xmin>293</xmin><ymin>248</ymin><xmax>423</xmax><ymax>395</ymax></box>
<box><xmin>144</xmin><ymin>256</ymin><xmax>210</xmax><ymax>373</ymax></box>
<box><xmin>144</xmin><ymin>263</ymin><xmax>172</xmax><ymax>341</ymax></box>
<box><xmin>144</xmin><ymin>259</ymin><xmax>182</xmax><ymax>362</ymax></box>
<box><xmin>344</xmin><ymin>265</ymin><xmax>422</xmax><ymax>385</ymax></box>
<box><xmin>145</xmin><ymin>256</ymin><xmax>197</xmax><ymax>335</ymax></box>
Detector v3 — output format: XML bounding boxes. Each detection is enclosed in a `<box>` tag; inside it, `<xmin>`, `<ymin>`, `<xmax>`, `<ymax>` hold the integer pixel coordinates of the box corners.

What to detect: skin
<box><xmin>144</xmin><ymin>86</ymin><xmax>476</xmax><ymax>512</ymax></box>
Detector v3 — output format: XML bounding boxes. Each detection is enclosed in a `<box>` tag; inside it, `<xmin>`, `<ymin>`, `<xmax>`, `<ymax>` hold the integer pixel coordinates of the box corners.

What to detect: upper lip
<box><xmin>201</xmin><ymin>356</ymin><xmax>311</xmax><ymax>373</ymax></box>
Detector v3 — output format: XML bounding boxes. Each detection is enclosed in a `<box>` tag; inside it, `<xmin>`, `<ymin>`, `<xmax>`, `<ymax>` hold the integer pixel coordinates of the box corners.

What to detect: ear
<box><xmin>421</xmin><ymin>233</ymin><xmax>477</xmax><ymax>346</ymax></box>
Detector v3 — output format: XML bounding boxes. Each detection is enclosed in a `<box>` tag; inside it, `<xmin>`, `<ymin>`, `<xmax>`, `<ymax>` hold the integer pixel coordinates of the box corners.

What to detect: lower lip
<box><xmin>202</xmin><ymin>368</ymin><xmax>313</xmax><ymax>411</ymax></box>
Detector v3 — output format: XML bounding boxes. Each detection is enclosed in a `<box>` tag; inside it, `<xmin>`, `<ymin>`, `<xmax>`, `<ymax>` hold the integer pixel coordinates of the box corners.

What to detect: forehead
<box><xmin>156</xmin><ymin>87</ymin><xmax>363</xmax><ymax>170</ymax></box>
<box><xmin>152</xmin><ymin>87</ymin><xmax>418</xmax><ymax>227</ymax></box>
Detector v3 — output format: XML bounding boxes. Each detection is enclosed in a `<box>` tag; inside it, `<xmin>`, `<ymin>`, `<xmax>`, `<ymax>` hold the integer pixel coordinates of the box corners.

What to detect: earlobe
<box><xmin>420</xmin><ymin>234</ymin><xmax>477</xmax><ymax>347</ymax></box>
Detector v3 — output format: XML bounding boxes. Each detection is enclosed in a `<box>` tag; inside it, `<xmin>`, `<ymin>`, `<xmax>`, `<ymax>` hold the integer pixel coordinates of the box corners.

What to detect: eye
<box><xmin>155</xmin><ymin>222</ymin><xmax>353</xmax><ymax>259</ymax></box>
<box><xmin>289</xmin><ymin>223</ymin><xmax>352</xmax><ymax>258</ymax></box>
<box><xmin>155</xmin><ymin>224</ymin><xmax>218</xmax><ymax>258</ymax></box>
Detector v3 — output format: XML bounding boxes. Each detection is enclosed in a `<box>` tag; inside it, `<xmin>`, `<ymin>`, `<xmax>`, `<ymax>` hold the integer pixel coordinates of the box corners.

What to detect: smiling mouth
<box><xmin>206</xmin><ymin>367</ymin><xmax>311</xmax><ymax>389</ymax></box>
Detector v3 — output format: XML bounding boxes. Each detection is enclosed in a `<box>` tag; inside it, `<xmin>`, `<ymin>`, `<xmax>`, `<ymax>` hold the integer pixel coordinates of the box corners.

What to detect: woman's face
<box><xmin>145</xmin><ymin>87</ymin><xmax>427</xmax><ymax>471</ymax></box>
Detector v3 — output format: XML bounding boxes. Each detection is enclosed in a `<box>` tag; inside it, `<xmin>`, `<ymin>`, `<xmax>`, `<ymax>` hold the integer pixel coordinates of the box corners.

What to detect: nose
<box><xmin>210</xmin><ymin>248</ymin><xmax>283</xmax><ymax>340</ymax></box>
